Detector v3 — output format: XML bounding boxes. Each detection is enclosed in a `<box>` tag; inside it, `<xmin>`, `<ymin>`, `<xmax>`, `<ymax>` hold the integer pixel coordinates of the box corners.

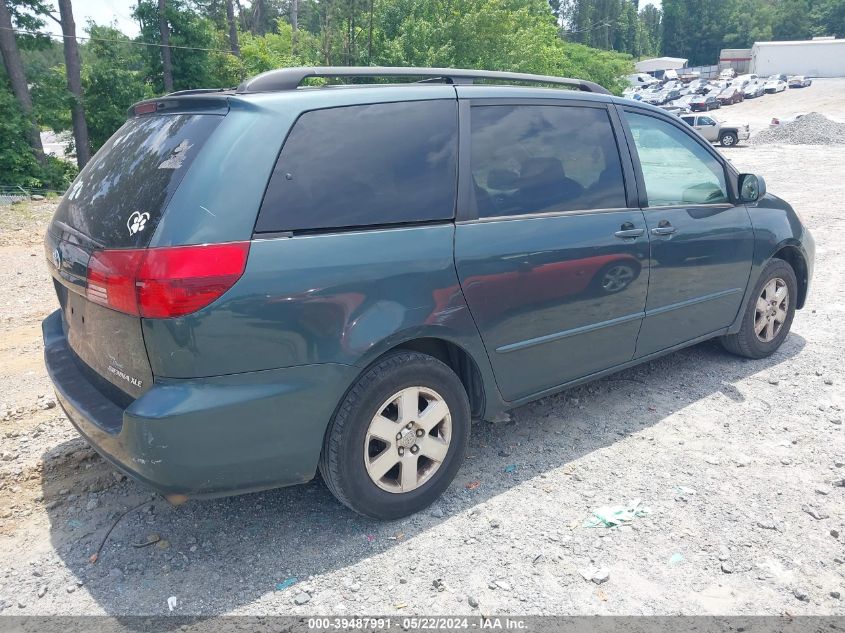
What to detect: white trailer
<box><xmin>751</xmin><ymin>39</ymin><xmax>845</xmax><ymax>78</ymax></box>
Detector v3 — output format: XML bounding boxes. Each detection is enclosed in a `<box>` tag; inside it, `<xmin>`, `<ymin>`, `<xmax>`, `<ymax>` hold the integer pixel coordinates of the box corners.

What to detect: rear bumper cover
<box><xmin>43</xmin><ymin>310</ymin><xmax>356</xmax><ymax>498</ymax></box>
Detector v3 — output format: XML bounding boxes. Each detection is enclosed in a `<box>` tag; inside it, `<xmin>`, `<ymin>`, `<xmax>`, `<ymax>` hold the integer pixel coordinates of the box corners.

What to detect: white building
<box><xmin>634</xmin><ymin>57</ymin><xmax>688</xmax><ymax>74</ymax></box>
<box><xmin>751</xmin><ymin>39</ymin><xmax>845</xmax><ymax>77</ymax></box>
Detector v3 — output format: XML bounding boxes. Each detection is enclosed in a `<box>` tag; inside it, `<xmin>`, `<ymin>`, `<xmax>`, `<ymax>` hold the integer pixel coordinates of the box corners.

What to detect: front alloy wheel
<box><xmin>721</xmin><ymin>258</ymin><xmax>797</xmax><ymax>359</ymax></box>
<box><xmin>754</xmin><ymin>278</ymin><xmax>788</xmax><ymax>343</ymax></box>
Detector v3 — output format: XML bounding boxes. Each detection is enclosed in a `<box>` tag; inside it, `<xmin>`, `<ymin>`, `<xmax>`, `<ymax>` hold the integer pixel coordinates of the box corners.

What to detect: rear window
<box><xmin>255</xmin><ymin>100</ymin><xmax>458</xmax><ymax>233</ymax></box>
<box><xmin>53</xmin><ymin>113</ymin><xmax>222</xmax><ymax>248</ymax></box>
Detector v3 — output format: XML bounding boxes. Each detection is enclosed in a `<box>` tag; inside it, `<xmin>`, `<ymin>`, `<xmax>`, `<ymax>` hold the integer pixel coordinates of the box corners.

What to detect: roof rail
<box><xmin>236</xmin><ymin>66</ymin><xmax>612</xmax><ymax>95</ymax></box>
<box><xmin>165</xmin><ymin>88</ymin><xmax>231</xmax><ymax>97</ymax></box>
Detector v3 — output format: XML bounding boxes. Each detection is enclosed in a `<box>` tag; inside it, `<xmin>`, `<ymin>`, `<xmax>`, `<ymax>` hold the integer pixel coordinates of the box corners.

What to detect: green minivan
<box><xmin>43</xmin><ymin>67</ymin><xmax>814</xmax><ymax>519</ymax></box>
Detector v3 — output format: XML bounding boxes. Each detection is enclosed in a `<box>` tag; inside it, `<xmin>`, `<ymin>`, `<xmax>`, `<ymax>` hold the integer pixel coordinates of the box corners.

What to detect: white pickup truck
<box><xmin>679</xmin><ymin>114</ymin><xmax>750</xmax><ymax>147</ymax></box>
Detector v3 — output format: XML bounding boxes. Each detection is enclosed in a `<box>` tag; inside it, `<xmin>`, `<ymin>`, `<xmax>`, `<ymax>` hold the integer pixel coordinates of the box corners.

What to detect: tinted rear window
<box><xmin>255</xmin><ymin>100</ymin><xmax>458</xmax><ymax>233</ymax></box>
<box><xmin>470</xmin><ymin>105</ymin><xmax>627</xmax><ymax>217</ymax></box>
<box><xmin>53</xmin><ymin>113</ymin><xmax>222</xmax><ymax>248</ymax></box>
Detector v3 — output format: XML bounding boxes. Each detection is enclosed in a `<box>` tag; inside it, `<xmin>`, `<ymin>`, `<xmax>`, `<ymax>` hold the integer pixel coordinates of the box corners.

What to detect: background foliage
<box><xmin>2</xmin><ymin>0</ymin><xmax>844</xmax><ymax>189</ymax></box>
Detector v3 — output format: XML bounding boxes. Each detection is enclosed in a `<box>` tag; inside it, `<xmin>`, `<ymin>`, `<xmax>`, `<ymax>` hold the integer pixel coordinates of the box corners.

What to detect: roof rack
<box><xmin>236</xmin><ymin>66</ymin><xmax>611</xmax><ymax>95</ymax></box>
<box><xmin>165</xmin><ymin>87</ymin><xmax>232</xmax><ymax>97</ymax></box>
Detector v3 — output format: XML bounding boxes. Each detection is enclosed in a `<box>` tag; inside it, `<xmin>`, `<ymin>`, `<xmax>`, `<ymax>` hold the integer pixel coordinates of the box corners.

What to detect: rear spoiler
<box><xmin>127</xmin><ymin>93</ymin><xmax>232</xmax><ymax>118</ymax></box>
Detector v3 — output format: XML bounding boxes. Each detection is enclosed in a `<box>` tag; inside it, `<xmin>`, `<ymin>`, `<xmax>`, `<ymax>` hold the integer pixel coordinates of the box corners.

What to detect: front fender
<box><xmin>728</xmin><ymin>194</ymin><xmax>814</xmax><ymax>332</ymax></box>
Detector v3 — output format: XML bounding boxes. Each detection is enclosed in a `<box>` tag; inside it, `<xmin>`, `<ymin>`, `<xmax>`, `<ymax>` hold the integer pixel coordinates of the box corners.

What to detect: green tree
<box><xmin>374</xmin><ymin>0</ymin><xmax>631</xmax><ymax>91</ymax></box>
<box><xmin>638</xmin><ymin>3</ymin><xmax>660</xmax><ymax>57</ymax></box>
<box><xmin>723</xmin><ymin>0</ymin><xmax>773</xmax><ymax>48</ymax></box>
<box><xmin>134</xmin><ymin>0</ymin><xmax>221</xmax><ymax>92</ymax></box>
<box><xmin>662</xmin><ymin>0</ymin><xmax>735</xmax><ymax>65</ymax></box>
<box><xmin>82</xmin><ymin>24</ymin><xmax>151</xmax><ymax>151</ymax></box>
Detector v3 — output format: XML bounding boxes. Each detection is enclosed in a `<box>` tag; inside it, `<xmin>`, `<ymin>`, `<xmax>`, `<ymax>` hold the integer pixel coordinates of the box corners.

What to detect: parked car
<box><xmin>643</xmin><ymin>88</ymin><xmax>681</xmax><ymax>106</ymax></box>
<box><xmin>770</xmin><ymin>113</ymin><xmax>806</xmax><ymax>127</ymax></box>
<box><xmin>788</xmin><ymin>75</ymin><xmax>813</xmax><ymax>88</ymax></box>
<box><xmin>669</xmin><ymin>94</ymin><xmax>696</xmax><ymax>111</ymax></box>
<box><xmin>627</xmin><ymin>72</ymin><xmax>659</xmax><ymax>87</ymax></box>
<box><xmin>717</xmin><ymin>86</ymin><xmax>744</xmax><ymax>105</ymax></box>
<box><xmin>743</xmin><ymin>81</ymin><xmax>765</xmax><ymax>98</ymax></box>
<box><xmin>680</xmin><ymin>114</ymin><xmax>750</xmax><ymax>146</ymax></box>
<box><xmin>686</xmin><ymin>79</ymin><xmax>705</xmax><ymax>93</ymax></box>
<box><xmin>42</xmin><ymin>66</ymin><xmax>815</xmax><ymax>519</ymax></box>
<box><xmin>764</xmin><ymin>78</ymin><xmax>787</xmax><ymax>93</ymax></box>
<box><xmin>719</xmin><ymin>68</ymin><xmax>736</xmax><ymax>79</ymax></box>
<box><xmin>660</xmin><ymin>104</ymin><xmax>690</xmax><ymax>115</ymax></box>
<box><xmin>690</xmin><ymin>93</ymin><xmax>721</xmax><ymax>111</ymax></box>
<box><xmin>735</xmin><ymin>73</ymin><xmax>759</xmax><ymax>84</ymax></box>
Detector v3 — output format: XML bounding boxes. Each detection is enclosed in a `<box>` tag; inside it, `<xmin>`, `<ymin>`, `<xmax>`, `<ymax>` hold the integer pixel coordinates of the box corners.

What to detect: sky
<box><xmin>43</xmin><ymin>0</ymin><xmax>140</xmax><ymax>38</ymax></box>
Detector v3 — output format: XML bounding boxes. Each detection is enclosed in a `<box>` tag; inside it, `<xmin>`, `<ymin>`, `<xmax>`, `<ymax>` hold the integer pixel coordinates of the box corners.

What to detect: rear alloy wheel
<box><xmin>319</xmin><ymin>351</ymin><xmax>470</xmax><ymax>519</ymax></box>
<box><xmin>721</xmin><ymin>258</ymin><xmax>797</xmax><ymax>359</ymax></box>
<box><xmin>720</xmin><ymin>132</ymin><xmax>738</xmax><ymax>147</ymax></box>
<box><xmin>364</xmin><ymin>386</ymin><xmax>452</xmax><ymax>493</ymax></box>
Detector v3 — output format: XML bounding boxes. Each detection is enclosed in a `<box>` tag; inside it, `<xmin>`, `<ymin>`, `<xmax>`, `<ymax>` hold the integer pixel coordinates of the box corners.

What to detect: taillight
<box><xmin>86</xmin><ymin>242</ymin><xmax>250</xmax><ymax>318</ymax></box>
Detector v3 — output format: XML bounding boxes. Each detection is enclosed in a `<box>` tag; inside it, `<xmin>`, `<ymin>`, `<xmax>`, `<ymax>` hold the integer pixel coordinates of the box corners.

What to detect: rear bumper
<box><xmin>43</xmin><ymin>310</ymin><xmax>357</xmax><ymax>498</ymax></box>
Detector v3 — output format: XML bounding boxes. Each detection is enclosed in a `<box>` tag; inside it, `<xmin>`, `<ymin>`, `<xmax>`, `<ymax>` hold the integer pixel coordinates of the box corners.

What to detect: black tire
<box><xmin>318</xmin><ymin>351</ymin><xmax>471</xmax><ymax>519</ymax></box>
<box><xmin>720</xmin><ymin>132</ymin><xmax>738</xmax><ymax>147</ymax></box>
<box><xmin>721</xmin><ymin>258</ymin><xmax>797</xmax><ymax>359</ymax></box>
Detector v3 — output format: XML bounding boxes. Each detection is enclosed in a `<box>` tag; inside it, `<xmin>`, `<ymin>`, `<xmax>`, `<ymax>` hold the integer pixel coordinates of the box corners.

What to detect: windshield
<box><xmin>52</xmin><ymin>113</ymin><xmax>223</xmax><ymax>248</ymax></box>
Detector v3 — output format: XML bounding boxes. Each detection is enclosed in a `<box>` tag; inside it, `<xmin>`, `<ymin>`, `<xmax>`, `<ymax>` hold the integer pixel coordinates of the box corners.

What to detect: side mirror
<box><xmin>739</xmin><ymin>173</ymin><xmax>766</xmax><ymax>203</ymax></box>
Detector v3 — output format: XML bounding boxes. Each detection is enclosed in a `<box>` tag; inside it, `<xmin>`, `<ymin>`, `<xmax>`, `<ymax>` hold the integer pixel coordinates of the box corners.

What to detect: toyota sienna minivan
<box><xmin>43</xmin><ymin>67</ymin><xmax>814</xmax><ymax>519</ymax></box>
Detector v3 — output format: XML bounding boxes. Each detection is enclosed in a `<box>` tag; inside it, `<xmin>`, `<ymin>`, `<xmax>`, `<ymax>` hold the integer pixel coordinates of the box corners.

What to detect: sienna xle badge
<box><xmin>43</xmin><ymin>67</ymin><xmax>814</xmax><ymax>519</ymax></box>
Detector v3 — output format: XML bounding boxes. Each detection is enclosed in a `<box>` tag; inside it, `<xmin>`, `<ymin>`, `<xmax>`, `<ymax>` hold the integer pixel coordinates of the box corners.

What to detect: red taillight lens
<box><xmin>86</xmin><ymin>242</ymin><xmax>250</xmax><ymax>319</ymax></box>
<box><xmin>87</xmin><ymin>250</ymin><xmax>145</xmax><ymax>315</ymax></box>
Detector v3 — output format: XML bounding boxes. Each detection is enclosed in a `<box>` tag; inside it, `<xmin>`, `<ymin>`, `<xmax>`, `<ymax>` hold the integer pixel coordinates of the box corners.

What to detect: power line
<box><xmin>562</xmin><ymin>21</ymin><xmax>614</xmax><ymax>34</ymax></box>
<box><xmin>0</xmin><ymin>25</ymin><xmax>233</xmax><ymax>53</ymax></box>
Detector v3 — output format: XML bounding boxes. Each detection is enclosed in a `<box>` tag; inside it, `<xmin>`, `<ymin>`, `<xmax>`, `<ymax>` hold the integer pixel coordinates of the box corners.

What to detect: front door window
<box><xmin>626</xmin><ymin>112</ymin><xmax>728</xmax><ymax>207</ymax></box>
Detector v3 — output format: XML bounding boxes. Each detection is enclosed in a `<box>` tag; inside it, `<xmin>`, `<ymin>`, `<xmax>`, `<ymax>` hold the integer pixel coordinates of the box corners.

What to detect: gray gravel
<box><xmin>0</xmin><ymin>100</ymin><xmax>844</xmax><ymax>617</ymax></box>
<box><xmin>752</xmin><ymin>112</ymin><xmax>845</xmax><ymax>145</ymax></box>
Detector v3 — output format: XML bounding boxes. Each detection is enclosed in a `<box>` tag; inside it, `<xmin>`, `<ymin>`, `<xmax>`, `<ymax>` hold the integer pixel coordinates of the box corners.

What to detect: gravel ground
<box><xmin>752</xmin><ymin>112</ymin><xmax>845</xmax><ymax>146</ymax></box>
<box><xmin>1</xmin><ymin>87</ymin><xmax>844</xmax><ymax>618</ymax></box>
<box><xmin>708</xmin><ymin>77</ymin><xmax>845</xmax><ymax>136</ymax></box>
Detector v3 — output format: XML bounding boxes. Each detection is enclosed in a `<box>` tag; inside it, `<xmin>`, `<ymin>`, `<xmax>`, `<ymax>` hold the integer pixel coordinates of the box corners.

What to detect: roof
<box><xmin>752</xmin><ymin>38</ymin><xmax>844</xmax><ymax>47</ymax></box>
<box><xmin>236</xmin><ymin>66</ymin><xmax>611</xmax><ymax>95</ymax></box>
<box><xmin>634</xmin><ymin>57</ymin><xmax>688</xmax><ymax>72</ymax></box>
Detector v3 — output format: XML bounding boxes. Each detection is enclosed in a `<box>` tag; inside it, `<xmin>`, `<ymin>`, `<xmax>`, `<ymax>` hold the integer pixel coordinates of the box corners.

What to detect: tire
<box><xmin>720</xmin><ymin>132</ymin><xmax>738</xmax><ymax>147</ymax></box>
<box><xmin>318</xmin><ymin>351</ymin><xmax>471</xmax><ymax>519</ymax></box>
<box><xmin>721</xmin><ymin>258</ymin><xmax>798</xmax><ymax>359</ymax></box>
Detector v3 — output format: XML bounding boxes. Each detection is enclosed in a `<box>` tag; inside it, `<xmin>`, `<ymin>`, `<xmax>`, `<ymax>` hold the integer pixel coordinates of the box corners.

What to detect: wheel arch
<box><xmin>376</xmin><ymin>337</ymin><xmax>488</xmax><ymax>421</ymax></box>
<box><xmin>771</xmin><ymin>244</ymin><xmax>809</xmax><ymax>309</ymax></box>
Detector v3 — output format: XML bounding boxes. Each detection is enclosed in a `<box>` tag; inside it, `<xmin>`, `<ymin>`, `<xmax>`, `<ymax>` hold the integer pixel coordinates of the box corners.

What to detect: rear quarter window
<box><xmin>255</xmin><ymin>100</ymin><xmax>458</xmax><ymax>233</ymax></box>
<box><xmin>53</xmin><ymin>113</ymin><xmax>222</xmax><ymax>248</ymax></box>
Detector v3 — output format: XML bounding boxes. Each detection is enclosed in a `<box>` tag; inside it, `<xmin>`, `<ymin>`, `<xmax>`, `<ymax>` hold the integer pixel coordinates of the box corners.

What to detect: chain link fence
<box><xmin>0</xmin><ymin>186</ymin><xmax>65</xmax><ymax>206</ymax></box>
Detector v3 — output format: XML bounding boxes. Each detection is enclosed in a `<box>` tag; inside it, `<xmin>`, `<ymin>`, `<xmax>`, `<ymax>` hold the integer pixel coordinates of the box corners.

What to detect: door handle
<box><xmin>651</xmin><ymin>220</ymin><xmax>676</xmax><ymax>236</ymax></box>
<box><xmin>614</xmin><ymin>228</ymin><xmax>645</xmax><ymax>239</ymax></box>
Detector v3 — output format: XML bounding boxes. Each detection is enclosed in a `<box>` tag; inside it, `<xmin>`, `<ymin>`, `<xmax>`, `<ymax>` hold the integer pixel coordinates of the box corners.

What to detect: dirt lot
<box><xmin>0</xmin><ymin>81</ymin><xmax>844</xmax><ymax>617</ymax></box>
<box><xmin>713</xmin><ymin>77</ymin><xmax>845</xmax><ymax>133</ymax></box>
